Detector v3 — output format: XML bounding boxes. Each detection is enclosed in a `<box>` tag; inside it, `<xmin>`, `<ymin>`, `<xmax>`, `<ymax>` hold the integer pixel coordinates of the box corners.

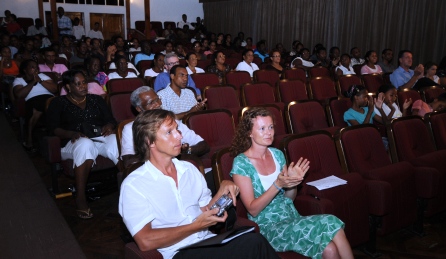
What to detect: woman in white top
<box><xmin>128</xmin><ymin>38</ymin><xmax>141</xmax><ymax>52</ymax></box>
<box><xmin>336</xmin><ymin>54</ymin><xmax>356</xmax><ymax>76</ymax></box>
<box><xmin>424</xmin><ymin>61</ymin><xmax>440</xmax><ymax>84</ymax></box>
<box><xmin>13</xmin><ymin>59</ymin><xmax>57</xmax><ymax>150</ymax></box>
<box><xmin>236</xmin><ymin>49</ymin><xmax>259</xmax><ymax>78</ymax></box>
<box><xmin>186</xmin><ymin>53</ymin><xmax>205</xmax><ymax>74</ymax></box>
<box><xmin>291</xmin><ymin>48</ymin><xmax>314</xmax><ymax>71</ymax></box>
<box><xmin>108</xmin><ymin>55</ymin><xmax>138</xmax><ymax>80</ymax></box>
<box><xmin>360</xmin><ymin>50</ymin><xmax>382</xmax><ymax>75</ymax></box>
<box><xmin>144</xmin><ymin>53</ymin><xmax>165</xmax><ymax>82</ymax></box>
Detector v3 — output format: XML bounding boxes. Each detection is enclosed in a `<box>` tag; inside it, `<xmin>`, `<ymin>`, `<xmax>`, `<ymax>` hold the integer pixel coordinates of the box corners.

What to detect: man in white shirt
<box><xmin>177</xmin><ymin>14</ymin><xmax>194</xmax><ymax>30</ymax></box>
<box><xmin>120</xmin><ymin>86</ymin><xmax>210</xmax><ymax>168</ymax></box>
<box><xmin>87</xmin><ymin>22</ymin><xmax>104</xmax><ymax>40</ymax></box>
<box><xmin>119</xmin><ymin>108</ymin><xmax>279</xmax><ymax>259</ymax></box>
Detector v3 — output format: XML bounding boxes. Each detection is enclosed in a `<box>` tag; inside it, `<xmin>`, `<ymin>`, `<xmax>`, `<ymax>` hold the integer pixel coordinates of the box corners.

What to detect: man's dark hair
<box><xmin>170</xmin><ymin>65</ymin><xmax>185</xmax><ymax>75</ymax></box>
<box><xmin>381</xmin><ymin>48</ymin><xmax>392</xmax><ymax>55</ymax></box>
<box><xmin>398</xmin><ymin>50</ymin><xmax>412</xmax><ymax>59</ymax></box>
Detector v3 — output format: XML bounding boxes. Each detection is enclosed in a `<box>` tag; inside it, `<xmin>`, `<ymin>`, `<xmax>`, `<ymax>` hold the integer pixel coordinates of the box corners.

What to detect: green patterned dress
<box><xmin>230</xmin><ymin>148</ymin><xmax>344</xmax><ymax>259</ymax></box>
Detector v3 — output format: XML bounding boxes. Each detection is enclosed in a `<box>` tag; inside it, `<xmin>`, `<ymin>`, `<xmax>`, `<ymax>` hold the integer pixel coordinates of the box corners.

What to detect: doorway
<box><xmin>90</xmin><ymin>13</ymin><xmax>124</xmax><ymax>40</ymax></box>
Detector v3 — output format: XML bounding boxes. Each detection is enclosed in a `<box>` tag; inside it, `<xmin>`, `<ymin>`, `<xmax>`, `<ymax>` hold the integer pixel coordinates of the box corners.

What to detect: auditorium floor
<box><xmin>7</xmin><ymin>116</ymin><xmax>446</xmax><ymax>259</ymax></box>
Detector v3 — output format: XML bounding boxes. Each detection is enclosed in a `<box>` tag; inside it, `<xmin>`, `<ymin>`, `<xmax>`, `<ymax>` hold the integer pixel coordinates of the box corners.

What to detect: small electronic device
<box><xmin>209</xmin><ymin>194</ymin><xmax>233</xmax><ymax>217</ymax></box>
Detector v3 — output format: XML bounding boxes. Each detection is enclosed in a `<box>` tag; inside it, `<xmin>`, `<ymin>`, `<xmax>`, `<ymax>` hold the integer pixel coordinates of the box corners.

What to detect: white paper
<box><xmin>306</xmin><ymin>175</ymin><xmax>347</xmax><ymax>190</ymax></box>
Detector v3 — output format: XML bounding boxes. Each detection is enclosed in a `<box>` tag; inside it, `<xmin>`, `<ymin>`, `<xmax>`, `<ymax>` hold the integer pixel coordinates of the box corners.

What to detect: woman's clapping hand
<box><xmin>276</xmin><ymin>157</ymin><xmax>310</xmax><ymax>188</ymax></box>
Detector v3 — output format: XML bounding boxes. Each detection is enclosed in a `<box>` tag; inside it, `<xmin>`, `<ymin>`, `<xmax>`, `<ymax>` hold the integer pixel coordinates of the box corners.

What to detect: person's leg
<box><xmin>61</xmin><ymin>138</ymin><xmax>99</xmax><ymax>213</ymax></box>
<box><xmin>322</xmin><ymin>242</ymin><xmax>340</xmax><ymax>259</ymax></box>
<box><xmin>26</xmin><ymin>109</ymin><xmax>42</xmax><ymax>147</ymax></box>
<box><xmin>173</xmin><ymin>233</ymin><xmax>280</xmax><ymax>259</ymax></box>
<box><xmin>96</xmin><ymin>134</ymin><xmax>119</xmax><ymax>164</ymax></box>
<box><xmin>331</xmin><ymin>229</ymin><xmax>353</xmax><ymax>259</ymax></box>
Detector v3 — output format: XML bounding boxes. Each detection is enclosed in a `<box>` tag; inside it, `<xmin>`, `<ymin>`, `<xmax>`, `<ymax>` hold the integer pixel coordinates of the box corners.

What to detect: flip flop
<box><xmin>22</xmin><ymin>142</ymin><xmax>37</xmax><ymax>152</ymax></box>
<box><xmin>76</xmin><ymin>208</ymin><xmax>94</xmax><ymax>219</ymax></box>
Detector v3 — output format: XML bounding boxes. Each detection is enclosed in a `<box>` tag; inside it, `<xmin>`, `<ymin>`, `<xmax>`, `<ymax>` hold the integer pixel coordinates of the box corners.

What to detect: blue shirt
<box><xmin>390</xmin><ymin>66</ymin><xmax>414</xmax><ymax>89</ymax></box>
<box><xmin>57</xmin><ymin>15</ymin><xmax>72</xmax><ymax>35</ymax></box>
<box><xmin>154</xmin><ymin>72</ymin><xmax>201</xmax><ymax>96</ymax></box>
<box><xmin>134</xmin><ymin>53</ymin><xmax>155</xmax><ymax>65</ymax></box>
<box><xmin>344</xmin><ymin>107</ymin><xmax>375</xmax><ymax>126</ymax></box>
<box><xmin>254</xmin><ymin>50</ymin><xmax>269</xmax><ymax>62</ymax></box>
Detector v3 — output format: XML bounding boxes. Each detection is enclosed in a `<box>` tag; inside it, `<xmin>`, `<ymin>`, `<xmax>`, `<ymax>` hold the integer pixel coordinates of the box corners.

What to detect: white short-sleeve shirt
<box><xmin>186</xmin><ymin>66</ymin><xmax>205</xmax><ymax>75</ymax></box>
<box><xmin>13</xmin><ymin>74</ymin><xmax>53</xmax><ymax>101</ymax></box>
<box><xmin>120</xmin><ymin>120</ymin><xmax>204</xmax><ymax>158</ymax></box>
<box><xmin>235</xmin><ymin>60</ymin><xmax>259</xmax><ymax>77</ymax></box>
<box><xmin>119</xmin><ymin>159</ymin><xmax>213</xmax><ymax>259</ymax></box>
<box><xmin>107</xmin><ymin>72</ymin><xmax>138</xmax><ymax>80</ymax></box>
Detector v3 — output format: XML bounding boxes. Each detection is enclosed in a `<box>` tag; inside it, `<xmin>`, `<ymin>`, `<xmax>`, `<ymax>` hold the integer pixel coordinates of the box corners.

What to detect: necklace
<box><xmin>69</xmin><ymin>94</ymin><xmax>86</xmax><ymax>105</ymax></box>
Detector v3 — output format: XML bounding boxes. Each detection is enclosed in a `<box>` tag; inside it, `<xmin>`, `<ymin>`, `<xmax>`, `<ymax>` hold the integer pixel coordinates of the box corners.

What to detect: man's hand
<box><xmin>101</xmin><ymin>123</ymin><xmax>115</xmax><ymax>136</ymax></box>
<box><xmin>414</xmin><ymin>64</ymin><xmax>424</xmax><ymax>78</ymax></box>
<box><xmin>193</xmin><ymin>208</ymin><xmax>228</xmax><ymax>230</ymax></box>
<box><xmin>216</xmin><ymin>180</ymin><xmax>239</xmax><ymax>206</ymax></box>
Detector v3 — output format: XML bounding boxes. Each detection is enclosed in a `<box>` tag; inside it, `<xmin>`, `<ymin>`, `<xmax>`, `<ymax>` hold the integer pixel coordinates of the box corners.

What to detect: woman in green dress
<box><xmin>230</xmin><ymin>107</ymin><xmax>353</xmax><ymax>259</ymax></box>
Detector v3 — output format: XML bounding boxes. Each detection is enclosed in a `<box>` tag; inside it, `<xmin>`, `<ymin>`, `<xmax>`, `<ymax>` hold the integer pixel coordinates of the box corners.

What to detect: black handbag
<box><xmin>80</xmin><ymin>122</ymin><xmax>102</xmax><ymax>138</ymax></box>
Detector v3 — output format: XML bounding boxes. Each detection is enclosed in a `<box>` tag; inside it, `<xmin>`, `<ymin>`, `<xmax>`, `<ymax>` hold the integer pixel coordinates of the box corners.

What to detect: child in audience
<box><xmin>374</xmin><ymin>84</ymin><xmax>412</xmax><ymax>120</ymax></box>
<box><xmin>336</xmin><ymin>53</ymin><xmax>356</xmax><ymax>76</ymax></box>
<box><xmin>412</xmin><ymin>93</ymin><xmax>446</xmax><ymax>117</ymax></box>
<box><xmin>350</xmin><ymin>47</ymin><xmax>364</xmax><ymax>66</ymax></box>
<box><xmin>343</xmin><ymin>84</ymin><xmax>386</xmax><ymax>126</ymax></box>
<box><xmin>361</xmin><ymin>50</ymin><xmax>383</xmax><ymax>75</ymax></box>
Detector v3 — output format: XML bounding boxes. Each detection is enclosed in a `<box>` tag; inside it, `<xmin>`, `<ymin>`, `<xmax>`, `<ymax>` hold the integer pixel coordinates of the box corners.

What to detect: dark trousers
<box><xmin>173</xmin><ymin>233</ymin><xmax>280</xmax><ymax>259</ymax></box>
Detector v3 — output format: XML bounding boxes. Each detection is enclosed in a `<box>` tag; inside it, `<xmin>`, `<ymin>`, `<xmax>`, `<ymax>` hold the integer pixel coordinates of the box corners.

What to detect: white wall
<box><xmin>5</xmin><ymin>0</ymin><xmax>203</xmax><ymax>37</ymax></box>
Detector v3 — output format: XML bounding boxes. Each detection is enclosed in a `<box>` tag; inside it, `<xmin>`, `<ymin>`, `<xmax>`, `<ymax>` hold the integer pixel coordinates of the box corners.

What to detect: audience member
<box><xmin>57</xmin><ymin>7</ymin><xmax>73</xmax><ymax>36</ymax></box>
<box><xmin>245</xmin><ymin>37</ymin><xmax>255</xmax><ymax>50</ymax></box>
<box><xmin>192</xmin><ymin>41</ymin><xmax>206</xmax><ymax>60</ymax></box>
<box><xmin>310</xmin><ymin>46</ymin><xmax>333</xmax><ymax>67</ymax></box>
<box><xmin>108</xmin><ymin>55</ymin><xmax>138</xmax><ymax>79</ymax></box>
<box><xmin>238</xmin><ymin>31</ymin><xmax>247</xmax><ymax>47</ymax></box>
<box><xmin>177</xmin><ymin>25</ymin><xmax>191</xmax><ymax>42</ymax></box>
<box><xmin>0</xmin><ymin>46</ymin><xmax>19</xmax><ymax>85</ymax></box>
<box><xmin>412</xmin><ymin>93</ymin><xmax>446</xmax><ymax>117</ymax></box>
<box><xmin>216</xmin><ymin>33</ymin><xmax>224</xmax><ymax>48</ymax></box>
<box><xmin>70</xmin><ymin>41</ymin><xmax>89</xmax><ymax>64</ymax></box>
<box><xmin>120</xmin><ymin>86</ymin><xmax>210</xmax><ymax>168</ymax></box>
<box><xmin>51</xmin><ymin>42</ymin><xmax>67</xmax><ymax>60</ymax></box>
<box><xmin>289</xmin><ymin>40</ymin><xmax>302</xmax><ymax>57</ymax></box>
<box><xmin>390</xmin><ymin>50</ymin><xmax>424</xmax><ymax>89</ymax></box>
<box><xmin>186</xmin><ymin>52</ymin><xmax>205</xmax><ymax>74</ymax></box>
<box><xmin>129</xmin><ymin>38</ymin><xmax>141</xmax><ymax>52</ymax></box>
<box><xmin>360</xmin><ymin>50</ymin><xmax>383</xmax><ymax>75</ymax></box>
<box><xmin>72</xmin><ymin>17</ymin><xmax>85</xmax><ymax>41</ymax></box>
<box><xmin>1</xmin><ymin>34</ymin><xmax>18</xmax><ymax>58</ymax></box>
<box><xmin>15</xmin><ymin>38</ymin><xmax>40</xmax><ymax>65</ymax></box>
<box><xmin>232</xmin><ymin>37</ymin><xmax>244</xmax><ymax>53</ymax></box>
<box><xmin>230</xmin><ymin>106</ymin><xmax>354</xmax><ymax>259</ymax></box>
<box><xmin>291</xmin><ymin>48</ymin><xmax>314</xmax><ymax>72</ymax></box>
<box><xmin>177</xmin><ymin>14</ymin><xmax>195</xmax><ymax>30</ymax></box>
<box><xmin>157</xmin><ymin>65</ymin><xmax>206</xmax><ymax>120</ymax></box>
<box><xmin>87</xmin><ymin>22</ymin><xmax>104</xmax><ymax>40</ymax></box>
<box><xmin>47</xmin><ymin>70</ymin><xmax>118</xmax><ymax>219</ymax></box>
<box><xmin>174</xmin><ymin>43</ymin><xmax>186</xmax><ymax>59</ymax></box>
<box><xmin>144</xmin><ymin>53</ymin><xmax>165</xmax><ymax>81</ymax></box>
<box><xmin>162</xmin><ymin>23</ymin><xmax>176</xmax><ymax>41</ymax></box>
<box><xmin>119</xmin><ymin>108</ymin><xmax>279</xmax><ymax>259</ymax></box>
<box><xmin>375</xmin><ymin>84</ymin><xmax>411</xmax><ymax>120</ymax></box>
<box><xmin>336</xmin><ymin>53</ymin><xmax>356</xmax><ymax>76</ymax></box>
<box><xmin>253</xmin><ymin>40</ymin><xmax>269</xmax><ymax>62</ymax></box>
<box><xmin>38</xmin><ymin>47</ymin><xmax>68</xmax><ymax>82</ymax></box>
<box><xmin>204</xmin><ymin>40</ymin><xmax>216</xmax><ymax>56</ymax></box>
<box><xmin>153</xmin><ymin>53</ymin><xmax>201</xmax><ymax>97</ymax></box>
<box><xmin>160</xmin><ymin>41</ymin><xmax>174</xmax><ymax>55</ymax></box>
<box><xmin>265</xmin><ymin>49</ymin><xmax>283</xmax><ymax>77</ymax></box>
<box><xmin>343</xmin><ymin>84</ymin><xmax>386</xmax><ymax>126</ymax></box>
<box><xmin>60</xmin><ymin>35</ymin><xmax>75</xmax><ymax>59</ymax></box>
<box><xmin>27</xmin><ymin>18</ymin><xmax>48</xmax><ymax>36</ymax></box>
<box><xmin>114</xmin><ymin>36</ymin><xmax>126</xmax><ymax>52</ymax></box>
<box><xmin>377</xmin><ymin>48</ymin><xmax>396</xmax><ymax>73</ymax></box>
<box><xmin>1</xmin><ymin>10</ymin><xmax>11</xmax><ymax>27</ymax></box>
<box><xmin>90</xmin><ymin>38</ymin><xmax>106</xmax><ymax>64</ymax></box>
<box><xmin>236</xmin><ymin>49</ymin><xmax>259</xmax><ymax>78</ymax></box>
<box><xmin>424</xmin><ymin>61</ymin><xmax>440</xmax><ymax>84</ymax></box>
<box><xmin>206</xmin><ymin>50</ymin><xmax>231</xmax><ymax>84</ymax></box>
<box><xmin>329</xmin><ymin>46</ymin><xmax>341</xmax><ymax>67</ymax></box>
<box><xmin>134</xmin><ymin>40</ymin><xmax>154</xmax><ymax>65</ymax></box>
<box><xmin>223</xmin><ymin>34</ymin><xmax>232</xmax><ymax>49</ymax></box>
<box><xmin>13</xmin><ymin>59</ymin><xmax>57</xmax><ymax>150</ymax></box>
<box><xmin>6</xmin><ymin>14</ymin><xmax>22</xmax><ymax>36</ymax></box>
<box><xmin>350</xmin><ymin>47</ymin><xmax>365</xmax><ymax>66</ymax></box>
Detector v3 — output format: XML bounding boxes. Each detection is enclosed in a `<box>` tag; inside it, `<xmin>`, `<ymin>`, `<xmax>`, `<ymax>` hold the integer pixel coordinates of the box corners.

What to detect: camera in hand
<box><xmin>210</xmin><ymin>194</ymin><xmax>233</xmax><ymax>217</ymax></box>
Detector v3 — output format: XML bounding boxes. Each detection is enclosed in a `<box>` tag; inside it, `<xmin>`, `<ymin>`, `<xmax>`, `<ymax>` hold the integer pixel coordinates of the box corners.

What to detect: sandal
<box><xmin>22</xmin><ymin>142</ymin><xmax>37</xmax><ymax>152</ymax></box>
<box><xmin>76</xmin><ymin>208</ymin><xmax>94</xmax><ymax>219</ymax></box>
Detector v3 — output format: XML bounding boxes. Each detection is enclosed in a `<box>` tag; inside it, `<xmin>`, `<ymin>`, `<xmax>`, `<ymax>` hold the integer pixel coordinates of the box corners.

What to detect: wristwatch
<box><xmin>187</xmin><ymin>147</ymin><xmax>192</xmax><ymax>154</ymax></box>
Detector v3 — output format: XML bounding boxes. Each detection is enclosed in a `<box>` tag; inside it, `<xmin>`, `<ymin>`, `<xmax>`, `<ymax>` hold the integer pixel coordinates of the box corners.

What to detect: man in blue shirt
<box><xmin>57</xmin><ymin>7</ymin><xmax>72</xmax><ymax>36</ymax></box>
<box><xmin>134</xmin><ymin>41</ymin><xmax>154</xmax><ymax>65</ymax></box>
<box><xmin>154</xmin><ymin>53</ymin><xmax>201</xmax><ymax>99</ymax></box>
<box><xmin>390</xmin><ymin>50</ymin><xmax>424</xmax><ymax>89</ymax></box>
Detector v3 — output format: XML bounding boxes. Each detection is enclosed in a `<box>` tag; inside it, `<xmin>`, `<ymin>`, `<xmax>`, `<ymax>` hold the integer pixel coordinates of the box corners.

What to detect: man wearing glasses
<box><xmin>154</xmin><ymin>53</ymin><xmax>202</xmax><ymax>100</ymax></box>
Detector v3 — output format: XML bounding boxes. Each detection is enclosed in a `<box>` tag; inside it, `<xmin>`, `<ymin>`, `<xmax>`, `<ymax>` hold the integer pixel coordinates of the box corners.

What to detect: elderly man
<box><xmin>120</xmin><ymin>86</ymin><xmax>210</xmax><ymax>168</ymax></box>
<box><xmin>390</xmin><ymin>50</ymin><xmax>424</xmax><ymax>89</ymax></box>
<box><xmin>119</xmin><ymin>108</ymin><xmax>279</xmax><ymax>259</ymax></box>
<box><xmin>157</xmin><ymin>65</ymin><xmax>206</xmax><ymax>120</ymax></box>
<box><xmin>154</xmin><ymin>53</ymin><xmax>201</xmax><ymax>99</ymax></box>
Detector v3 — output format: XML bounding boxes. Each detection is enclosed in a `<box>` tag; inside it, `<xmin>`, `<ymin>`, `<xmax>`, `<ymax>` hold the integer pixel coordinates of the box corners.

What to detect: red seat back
<box><xmin>309</xmin><ymin>66</ymin><xmax>330</xmax><ymax>78</ymax></box>
<box><xmin>197</xmin><ymin>59</ymin><xmax>211</xmax><ymax>70</ymax></box>
<box><xmin>253</xmin><ymin>69</ymin><xmax>280</xmax><ymax>87</ymax></box>
<box><xmin>337</xmin><ymin>74</ymin><xmax>362</xmax><ymax>96</ymax></box>
<box><xmin>284</xmin><ymin>68</ymin><xmax>306</xmax><ymax>82</ymax></box>
<box><xmin>225</xmin><ymin>71</ymin><xmax>251</xmax><ymax>91</ymax></box>
<box><xmin>190</xmin><ymin>73</ymin><xmax>220</xmax><ymax>92</ymax></box>
<box><xmin>327</xmin><ymin>97</ymin><xmax>352</xmax><ymax>127</ymax></box>
<box><xmin>225</xmin><ymin>57</ymin><xmax>240</xmax><ymax>70</ymax></box>
<box><xmin>308</xmin><ymin>77</ymin><xmax>337</xmax><ymax>103</ymax></box>
<box><xmin>106</xmin><ymin>78</ymin><xmax>144</xmax><ymax>94</ymax></box>
<box><xmin>277</xmin><ymin>79</ymin><xmax>308</xmax><ymax>103</ymax></box>
<box><xmin>137</xmin><ymin>60</ymin><xmax>153</xmax><ymax>75</ymax></box>
<box><xmin>203</xmin><ymin>85</ymin><xmax>241</xmax><ymax>124</ymax></box>
<box><xmin>286</xmin><ymin>101</ymin><xmax>328</xmax><ymax>134</ymax></box>
<box><xmin>397</xmin><ymin>89</ymin><xmax>421</xmax><ymax>113</ymax></box>
<box><xmin>362</xmin><ymin>73</ymin><xmax>384</xmax><ymax>94</ymax></box>
<box><xmin>425</xmin><ymin>111</ymin><xmax>446</xmax><ymax>150</ymax></box>
<box><xmin>241</xmin><ymin>82</ymin><xmax>276</xmax><ymax>106</ymax></box>
<box><xmin>108</xmin><ymin>93</ymin><xmax>136</xmax><ymax>123</ymax></box>
<box><xmin>421</xmin><ymin>86</ymin><xmax>446</xmax><ymax>103</ymax></box>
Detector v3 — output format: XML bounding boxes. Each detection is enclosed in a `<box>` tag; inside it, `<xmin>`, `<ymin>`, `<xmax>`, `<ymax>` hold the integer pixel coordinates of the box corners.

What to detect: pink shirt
<box><xmin>411</xmin><ymin>100</ymin><xmax>432</xmax><ymax>117</ymax></box>
<box><xmin>39</xmin><ymin>63</ymin><xmax>68</xmax><ymax>75</ymax></box>
<box><xmin>60</xmin><ymin>82</ymin><xmax>106</xmax><ymax>96</ymax></box>
<box><xmin>360</xmin><ymin>64</ymin><xmax>382</xmax><ymax>75</ymax></box>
